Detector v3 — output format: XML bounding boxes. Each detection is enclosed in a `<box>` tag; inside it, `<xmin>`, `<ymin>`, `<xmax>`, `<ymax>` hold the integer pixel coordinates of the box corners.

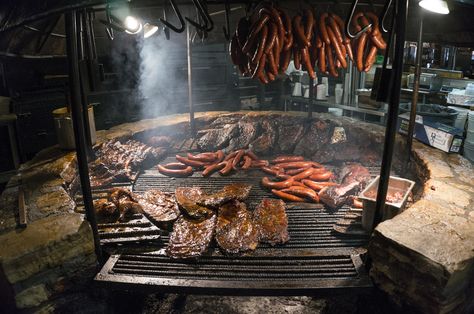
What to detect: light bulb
<box><xmin>419</xmin><ymin>0</ymin><xmax>450</xmax><ymax>14</ymax></box>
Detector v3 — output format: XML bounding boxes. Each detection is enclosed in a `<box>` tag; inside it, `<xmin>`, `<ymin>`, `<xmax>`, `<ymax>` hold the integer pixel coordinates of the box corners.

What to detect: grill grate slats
<box><xmin>95</xmin><ymin>159</ymin><xmax>377</xmax><ymax>293</ymax></box>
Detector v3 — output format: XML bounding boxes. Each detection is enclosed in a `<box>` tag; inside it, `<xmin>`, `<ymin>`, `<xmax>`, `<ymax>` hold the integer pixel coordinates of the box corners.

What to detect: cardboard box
<box><xmin>397</xmin><ymin>112</ymin><xmax>464</xmax><ymax>153</ymax></box>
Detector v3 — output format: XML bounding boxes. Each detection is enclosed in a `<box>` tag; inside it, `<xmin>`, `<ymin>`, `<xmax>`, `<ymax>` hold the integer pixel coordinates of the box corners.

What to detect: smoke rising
<box><xmin>138</xmin><ymin>31</ymin><xmax>185</xmax><ymax>119</ymax></box>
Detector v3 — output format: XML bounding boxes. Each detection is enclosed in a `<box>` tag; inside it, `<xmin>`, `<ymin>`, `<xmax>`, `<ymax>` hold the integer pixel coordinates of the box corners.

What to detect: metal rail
<box><xmin>373</xmin><ymin>0</ymin><xmax>408</xmax><ymax>229</ymax></box>
<box><xmin>406</xmin><ymin>13</ymin><xmax>424</xmax><ymax>160</ymax></box>
<box><xmin>65</xmin><ymin>11</ymin><xmax>102</xmax><ymax>262</ymax></box>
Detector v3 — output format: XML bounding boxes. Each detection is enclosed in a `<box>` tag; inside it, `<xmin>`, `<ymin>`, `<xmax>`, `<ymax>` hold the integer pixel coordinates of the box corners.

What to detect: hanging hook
<box><xmin>159</xmin><ymin>0</ymin><xmax>185</xmax><ymax>33</ymax></box>
<box><xmin>104</xmin><ymin>5</ymin><xmax>114</xmax><ymax>40</ymax></box>
<box><xmin>345</xmin><ymin>0</ymin><xmax>372</xmax><ymax>38</ymax></box>
<box><xmin>200</xmin><ymin>0</ymin><xmax>214</xmax><ymax>32</ymax></box>
<box><xmin>379</xmin><ymin>0</ymin><xmax>393</xmax><ymax>33</ymax></box>
<box><xmin>223</xmin><ymin>0</ymin><xmax>231</xmax><ymax>41</ymax></box>
<box><xmin>185</xmin><ymin>0</ymin><xmax>209</xmax><ymax>31</ymax></box>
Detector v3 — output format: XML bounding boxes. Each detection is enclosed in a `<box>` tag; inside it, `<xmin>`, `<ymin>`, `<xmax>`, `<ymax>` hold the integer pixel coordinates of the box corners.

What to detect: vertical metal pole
<box><xmin>308</xmin><ymin>77</ymin><xmax>314</xmax><ymax>118</ymax></box>
<box><xmin>406</xmin><ymin>14</ymin><xmax>423</xmax><ymax>159</ymax></box>
<box><xmin>186</xmin><ymin>24</ymin><xmax>195</xmax><ymax>136</ymax></box>
<box><xmin>373</xmin><ymin>0</ymin><xmax>408</xmax><ymax>229</ymax></box>
<box><xmin>65</xmin><ymin>11</ymin><xmax>102</xmax><ymax>262</ymax></box>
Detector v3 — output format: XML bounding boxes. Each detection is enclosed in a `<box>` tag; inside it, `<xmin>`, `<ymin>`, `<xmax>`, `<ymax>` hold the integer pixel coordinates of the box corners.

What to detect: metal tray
<box><xmin>359</xmin><ymin>176</ymin><xmax>415</xmax><ymax>231</ymax></box>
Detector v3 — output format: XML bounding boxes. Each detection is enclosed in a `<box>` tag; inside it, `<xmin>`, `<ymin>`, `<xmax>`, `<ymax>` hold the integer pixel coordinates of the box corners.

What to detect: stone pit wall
<box><xmin>0</xmin><ymin>111</ymin><xmax>473</xmax><ymax>313</ymax></box>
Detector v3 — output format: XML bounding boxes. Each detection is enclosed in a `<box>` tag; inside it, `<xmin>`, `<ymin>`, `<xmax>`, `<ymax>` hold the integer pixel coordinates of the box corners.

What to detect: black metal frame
<box><xmin>4</xmin><ymin>0</ymin><xmax>410</xmax><ymax>271</ymax></box>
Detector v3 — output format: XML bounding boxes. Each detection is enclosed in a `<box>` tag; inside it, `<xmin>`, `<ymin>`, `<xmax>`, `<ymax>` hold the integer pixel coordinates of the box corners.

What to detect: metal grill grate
<box><xmin>95</xmin><ymin>161</ymin><xmax>378</xmax><ymax>294</ymax></box>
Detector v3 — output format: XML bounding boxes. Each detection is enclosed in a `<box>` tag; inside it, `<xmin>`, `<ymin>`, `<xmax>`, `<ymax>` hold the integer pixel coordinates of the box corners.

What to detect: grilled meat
<box><xmin>90</xmin><ymin>140</ymin><xmax>167</xmax><ymax>185</ymax></box>
<box><xmin>93</xmin><ymin>199</ymin><xmax>120</xmax><ymax>223</ymax></box>
<box><xmin>166</xmin><ymin>214</ymin><xmax>217</xmax><ymax>259</ymax></box>
<box><xmin>319</xmin><ymin>164</ymin><xmax>371</xmax><ymax>209</ymax></box>
<box><xmin>318</xmin><ymin>182</ymin><xmax>360</xmax><ymax>209</ymax></box>
<box><xmin>175</xmin><ymin>187</ymin><xmax>214</xmax><ymax>219</ymax></box>
<box><xmin>215</xmin><ymin>200</ymin><xmax>259</xmax><ymax>254</ymax></box>
<box><xmin>147</xmin><ymin>135</ymin><xmax>172</xmax><ymax>147</ymax></box>
<box><xmin>107</xmin><ymin>188</ymin><xmax>142</xmax><ymax>221</ymax></box>
<box><xmin>339</xmin><ymin>163</ymin><xmax>371</xmax><ymax>188</ymax></box>
<box><xmin>197</xmin><ymin>183</ymin><xmax>252</xmax><ymax>208</ymax></box>
<box><xmin>253</xmin><ymin>198</ymin><xmax>289</xmax><ymax>245</ymax></box>
<box><xmin>138</xmin><ymin>189</ymin><xmax>180</xmax><ymax>229</ymax></box>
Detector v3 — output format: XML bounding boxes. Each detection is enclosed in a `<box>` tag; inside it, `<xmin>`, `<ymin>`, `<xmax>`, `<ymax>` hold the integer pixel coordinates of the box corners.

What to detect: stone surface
<box><xmin>0</xmin><ymin>213</ymin><xmax>94</xmax><ymax>284</ymax></box>
<box><xmin>1</xmin><ymin>110</ymin><xmax>474</xmax><ymax>313</ymax></box>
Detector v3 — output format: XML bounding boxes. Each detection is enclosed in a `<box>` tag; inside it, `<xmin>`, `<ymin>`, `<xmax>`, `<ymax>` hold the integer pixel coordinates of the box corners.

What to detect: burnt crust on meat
<box><xmin>215</xmin><ymin>200</ymin><xmax>259</xmax><ymax>254</ymax></box>
<box><xmin>175</xmin><ymin>187</ymin><xmax>214</xmax><ymax>219</ymax></box>
<box><xmin>253</xmin><ymin>198</ymin><xmax>289</xmax><ymax>245</ymax></box>
<box><xmin>138</xmin><ymin>189</ymin><xmax>180</xmax><ymax>230</ymax></box>
<box><xmin>166</xmin><ymin>214</ymin><xmax>217</xmax><ymax>259</ymax></box>
<box><xmin>93</xmin><ymin>199</ymin><xmax>120</xmax><ymax>223</ymax></box>
<box><xmin>197</xmin><ymin>183</ymin><xmax>252</xmax><ymax>208</ymax></box>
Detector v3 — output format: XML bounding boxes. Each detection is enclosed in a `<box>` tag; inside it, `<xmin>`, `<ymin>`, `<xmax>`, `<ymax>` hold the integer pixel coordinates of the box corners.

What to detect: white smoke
<box><xmin>138</xmin><ymin>31</ymin><xmax>185</xmax><ymax>119</ymax></box>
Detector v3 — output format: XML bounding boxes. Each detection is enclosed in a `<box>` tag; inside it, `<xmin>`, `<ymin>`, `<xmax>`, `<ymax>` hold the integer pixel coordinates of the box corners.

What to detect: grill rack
<box><xmin>95</xmin><ymin>160</ymin><xmax>380</xmax><ymax>294</ymax></box>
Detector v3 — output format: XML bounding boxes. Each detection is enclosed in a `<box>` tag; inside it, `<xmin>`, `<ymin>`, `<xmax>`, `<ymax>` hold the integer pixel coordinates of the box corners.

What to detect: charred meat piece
<box><xmin>166</xmin><ymin>214</ymin><xmax>217</xmax><ymax>259</ymax></box>
<box><xmin>319</xmin><ymin>181</ymin><xmax>360</xmax><ymax>209</ymax></box>
<box><xmin>117</xmin><ymin>200</ymin><xmax>143</xmax><ymax>222</ymax></box>
<box><xmin>138</xmin><ymin>189</ymin><xmax>180</xmax><ymax>230</ymax></box>
<box><xmin>107</xmin><ymin>188</ymin><xmax>142</xmax><ymax>221</ymax></box>
<box><xmin>215</xmin><ymin>200</ymin><xmax>259</xmax><ymax>254</ymax></box>
<box><xmin>197</xmin><ymin>183</ymin><xmax>252</xmax><ymax>208</ymax></box>
<box><xmin>175</xmin><ymin>187</ymin><xmax>214</xmax><ymax>219</ymax></box>
<box><xmin>319</xmin><ymin>164</ymin><xmax>372</xmax><ymax>209</ymax></box>
<box><xmin>93</xmin><ymin>199</ymin><xmax>120</xmax><ymax>223</ymax></box>
<box><xmin>339</xmin><ymin>163</ymin><xmax>371</xmax><ymax>188</ymax></box>
<box><xmin>253</xmin><ymin>198</ymin><xmax>289</xmax><ymax>245</ymax></box>
<box><xmin>109</xmin><ymin>188</ymin><xmax>138</xmax><ymax>206</ymax></box>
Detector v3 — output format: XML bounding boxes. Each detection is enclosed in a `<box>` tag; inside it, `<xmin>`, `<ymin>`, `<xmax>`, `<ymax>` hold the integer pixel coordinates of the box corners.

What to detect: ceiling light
<box><xmin>419</xmin><ymin>0</ymin><xmax>450</xmax><ymax>14</ymax></box>
<box><xmin>143</xmin><ymin>23</ymin><xmax>159</xmax><ymax>38</ymax></box>
<box><xmin>124</xmin><ymin>16</ymin><xmax>142</xmax><ymax>34</ymax></box>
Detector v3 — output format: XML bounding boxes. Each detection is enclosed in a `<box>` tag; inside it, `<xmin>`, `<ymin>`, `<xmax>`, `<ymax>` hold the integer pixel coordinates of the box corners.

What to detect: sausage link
<box><xmin>309</xmin><ymin>171</ymin><xmax>334</xmax><ymax>181</ymax></box>
<box><xmin>293</xmin><ymin>46</ymin><xmax>301</xmax><ymax>70</ymax></box>
<box><xmin>292</xmin><ymin>167</ymin><xmax>315</xmax><ymax>181</ymax></box>
<box><xmin>258</xmin><ymin>71</ymin><xmax>269</xmax><ymax>84</ymax></box>
<box><xmin>285</xmin><ymin>167</ymin><xmax>311</xmax><ymax>175</ymax></box>
<box><xmin>252</xmin><ymin>25</ymin><xmax>268</xmax><ymax>64</ymax></box>
<box><xmin>264</xmin><ymin>22</ymin><xmax>278</xmax><ymax>54</ymax></box>
<box><xmin>252</xmin><ymin>53</ymin><xmax>267</xmax><ymax>78</ymax></box>
<box><xmin>157</xmin><ymin>164</ymin><xmax>193</xmax><ymax>177</ymax></box>
<box><xmin>261</xmin><ymin>166</ymin><xmax>282</xmax><ymax>176</ymax></box>
<box><xmin>262</xmin><ymin>177</ymin><xmax>294</xmax><ymax>189</ymax></box>
<box><xmin>319</xmin><ymin>13</ymin><xmax>330</xmax><ymax>45</ymax></box>
<box><xmin>364</xmin><ymin>44</ymin><xmax>378</xmax><ymax>72</ymax></box>
<box><xmin>304</xmin><ymin>9</ymin><xmax>314</xmax><ymax>42</ymax></box>
<box><xmin>273</xmin><ymin>34</ymin><xmax>281</xmax><ymax>71</ymax></box>
<box><xmin>276</xmin><ymin>161</ymin><xmax>317</xmax><ymax>169</ymax></box>
<box><xmin>187</xmin><ymin>152</ymin><xmax>216</xmax><ymax>162</ymax></box>
<box><xmin>353</xmin><ymin>198</ymin><xmax>364</xmax><ymax>208</ymax></box>
<box><xmin>232</xmin><ymin>149</ymin><xmax>246</xmax><ymax>169</ymax></box>
<box><xmin>328</xmin><ymin>15</ymin><xmax>343</xmax><ymax>44</ymax></box>
<box><xmin>319</xmin><ymin>42</ymin><xmax>327</xmax><ymax>73</ymax></box>
<box><xmin>272</xmin><ymin>189</ymin><xmax>305</xmax><ymax>202</ymax></box>
<box><xmin>249</xmin><ymin>14</ymin><xmax>270</xmax><ymax>37</ymax></box>
<box><xmin>202</xmin><ymin>162</ymin><xmax>225</xmax><ymax>177</ymax></box>
<box><xmin>281</xmin><ymin>186</ymin><xmax>320</xmax><ymax>202</ymax></box>
<box><xmin>224</xmin><ymin>151</ymin><xmax>239</xmax><ymax>161</ymax></box>
<box><xmin>292</xmin><ymin>15</ymin><xmax>309</xmax><ymax>47</ymax></box>
<box><xmin>327</xmin><ymin>26</ymin><xmax>347</xmax><ymax>69</ymax></box>
<box><xmin>267</xmin><ymin>51</ymin><xmax>278</xmax><ymax>76</ymax></box>
<box><xmin>250</xmin><ymin>159</ymin><xmax>270</xmax><ymax>168</ymax></box>
<box><xmin>241</xmin><ymin>155</ymin><xmax>253</xmax><ymax>170</ymax></box>
<box><xmin>162</xmin><ymin>162</ymin><xmax>188</xmax><ymax>169</ymax></box>
<box><xmin>301</xmin><ymin>47</ymin><xmax>316</xmax><ymax>79</ymax></box>
<box><xmin>215</xmin><ymin>150</ymin><xmax>225</xmax><ymax>163</ymax></box>
<box><xmin>356</xmin><ymin>32</ymin><xmax>368</xmax><ymax>72</ymax></box>
<box><xmin>219</xmin><ymin>160</ymin><xmax>234</xmax><ymax>175</ymax></box>
<box><xmin>267</xmin><ymin>71</ymin><xmax>276</xmax><ymax>82</ymax></box>
<box><xmin>302</xmin><ymin>179</ymin><xmax>339</xmax><ymax>191</ymax></box>
<box><xmin>175</xmin><ymin>155</ymin><xmax>205</xmax><ymax>168</ymax></box>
